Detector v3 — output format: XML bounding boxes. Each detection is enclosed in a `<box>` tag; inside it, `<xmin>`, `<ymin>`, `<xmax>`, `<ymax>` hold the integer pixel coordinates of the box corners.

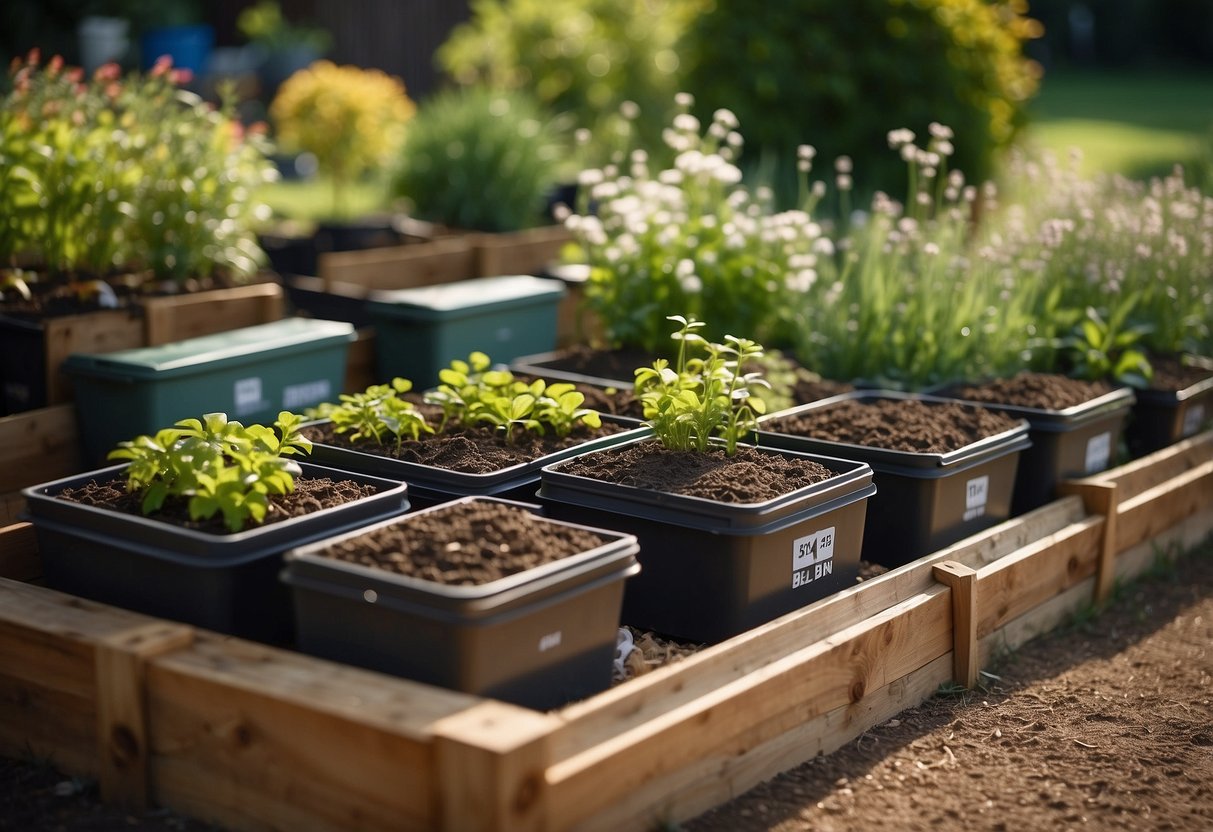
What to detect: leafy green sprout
<box><xmin>327</xmin><ymin>377</ymin><xmax>432</xmax><ymax>451</ymax></box>
<box><xmin>634</xmin><ymin>315</ymin><xmax>770</xmax><ymax>456</ymax></box>
<box><xmin>106</xmin><ymin>411</ymin><xmax>312</xmax><ymax>533</ymax></box>
<box><xmin>1060</xmin><ymin>299</ymin><xmax>1153</xmax><ymax>388</ymax></box>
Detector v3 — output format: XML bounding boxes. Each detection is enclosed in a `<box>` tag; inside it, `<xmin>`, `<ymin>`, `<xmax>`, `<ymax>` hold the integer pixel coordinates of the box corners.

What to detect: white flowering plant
<box><xmin>792</xmin><ymin>124</ymin><xmax>1040</xmax><ymax>389</ymax></box>
<box><xmin>562</xmin><ymin>95</ymin><xmax>828</xmax><ymax>355</ymax></box>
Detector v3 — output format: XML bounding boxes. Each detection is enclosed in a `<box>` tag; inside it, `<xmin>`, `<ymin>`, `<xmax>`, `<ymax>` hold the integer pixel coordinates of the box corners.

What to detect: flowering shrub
<box><xmin>564</xmin><ymin>95</ymin><xmax>828</xmax><ymax>354</ymax></box>
<box><xmin>0</xmin><ymin>50</ymin><xmax>275</xmax><ymax>283</ymax></box>
<box><xmin>270</xmin><ymin>61</ymin><xmax>415</xmax><ymax>219</ymax></box>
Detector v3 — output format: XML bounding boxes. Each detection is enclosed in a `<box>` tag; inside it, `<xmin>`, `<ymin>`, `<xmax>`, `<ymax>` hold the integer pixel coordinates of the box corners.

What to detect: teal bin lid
<box><xmin>367</xmin><ymin>275</ymin><xmax>565</xmax><ymax>322</ymax></box>
<box><xmin>63</xmin><ymin>318</ymin><xmax>355</xmax><ymax>381</ymax></box>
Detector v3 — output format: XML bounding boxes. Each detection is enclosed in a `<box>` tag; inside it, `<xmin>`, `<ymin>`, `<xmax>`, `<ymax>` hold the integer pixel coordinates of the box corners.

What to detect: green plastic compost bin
<box><xmin>366</xmin><ymin>275</ymin><xmax>565</xmax><ymax>388</ymax></box>
<box><xmin>64</xmin><ymin>318</ymin><xmax>355</xmax><ymax>465</ymax></box>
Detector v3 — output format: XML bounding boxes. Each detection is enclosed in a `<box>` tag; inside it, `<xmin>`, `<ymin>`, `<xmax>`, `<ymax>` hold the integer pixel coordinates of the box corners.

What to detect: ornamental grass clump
<box><xmin>564</xmin><ymin>94</ymin><xmax>829</xmax><ymax>354</ymax></box>
<box><xmin>0</xmin><ymin>50</ymin><xmax>276</xmax><ymax>289</ymax></box>
<box><xmin>790</xmin><ymin>124</ymin><xmax>1039</xmax><ymax>389</ymax></box>
<box><xmin>634</xmin><ymin>315</ymin><xmax>769</xmax><ymax>456</ymax></box>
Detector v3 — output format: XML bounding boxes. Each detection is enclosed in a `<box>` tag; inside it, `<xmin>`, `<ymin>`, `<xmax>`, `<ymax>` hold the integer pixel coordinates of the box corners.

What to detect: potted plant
<box><xmin>281</xmin><ymin>495</ymin><xmax>640</xmax><ymax>710</ymax></box>
<box><xmin>20</xmin><ymin>411</ymin><xmax>409</xmax><ymax>643</ymax></box>
<box><xmin>537</xmin><ymin>316</ymin><xmax>876</xmax><ymax>643</ymax></box>
<box><xmin>0</xmin><ymin>51</ymin><xmax>279</xmax><ymax>414</ymax></box>
<box><xmin>301</xmin><ymin>351</ymin><xmax>640</xmax><ymax>508</ymax></box>
<box><xmin>755</xmin><ymin>390</ymin><xmax>1030</xmax><ymax>569</ymax></box>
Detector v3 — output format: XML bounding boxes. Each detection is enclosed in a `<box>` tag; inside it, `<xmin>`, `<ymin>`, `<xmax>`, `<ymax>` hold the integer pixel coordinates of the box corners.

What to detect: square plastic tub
<box><xmin>282</xmin><ymin>496</ymin><xmax>640</xmax><ymax>710</ymax></box>
<box><xmin>63</xmin><ymin>318</ymin><xmax>354</xmax><ymax>465</ymax></box>
<box><xmin>367</xmin><ymin>275</ymin><xmax>565</xmax><ymax>387</ymax></box>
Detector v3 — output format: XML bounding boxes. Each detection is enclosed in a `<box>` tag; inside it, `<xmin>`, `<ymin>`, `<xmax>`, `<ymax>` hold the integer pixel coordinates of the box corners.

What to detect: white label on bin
<box><xmin>233</xmin><ymin>377</ymin><xmax>266</xmax><ymax>416</ymax></box>
<box><xmin>964</xmin><ymin>475</ymin><xmax>989</xmax><ymax>521</ymax></box>
<box><xmin>791</xmin><ymin>526</ymin><xmax>835</xmax><ymax>589</ymax></box>
<box><xmin>1085</xmin><ymin>431</ymin><xmax>1111</xmax><ymax>473</ymax></box>
<box><xmin>538</xmin><ymin>630</ymin><xmax>563</xmax><ymax>653</ymax></box>
<box><xmin>283</xmin><ymin>380</ymin><xmax>332</xmax><ymax>410</ymax></box>
<box><xmin>1182</xmin><ymin>403</ymin><xmax>1206</xmax><ymax>437</ymax></box>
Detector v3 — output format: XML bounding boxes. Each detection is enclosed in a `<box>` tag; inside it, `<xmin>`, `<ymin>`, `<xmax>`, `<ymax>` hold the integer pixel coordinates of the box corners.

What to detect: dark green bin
<box><xmin>64</xmin><ymin>317</ymin><xmax>355</xmax><ymax>465</ymax></box>
<box><xmin>367</xmin><ymin>275</ymin><xmax>565</xmax><ymax>388</ymax></box>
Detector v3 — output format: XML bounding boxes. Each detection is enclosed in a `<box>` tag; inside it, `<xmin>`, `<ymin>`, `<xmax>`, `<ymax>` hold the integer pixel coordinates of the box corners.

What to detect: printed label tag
<box><xmin>1182</xmin><ymin>403</ymin><xmax>1206</xmax><ymax>437</ymax></box>
<box><xmin>233</xmin><ymin>377</ymin><xmax>265</xmax><ymax>416</ymax></box>
<box><xmin>1085</xmin><ymin>431</ymin><xmax>1111</xmax><ymax>473</ymax></box>
<box><xmin>538</xmin><ymin>630</ymin><xmax>563</xmax><ymax>652</ymax></box>
<box><xmin>792</xmin><ymin>526</ymin><xmax>835</xmax><ymax>589</ymax></box>
<box><xmin>964</xmin><ymin>475</ymin><xmax>989</xmax><ymax>521</ymax></box>
<box><xmin>283</xmin><ymin>379</ymin><xmax>332</xmax><ymax>411</ymax></box>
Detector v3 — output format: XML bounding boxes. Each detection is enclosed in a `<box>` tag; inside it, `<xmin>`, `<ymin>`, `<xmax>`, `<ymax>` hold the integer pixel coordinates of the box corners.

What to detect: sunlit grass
<box><xmin>1023</xmin><ymin>69</ymin><xmax>1213</xmax><ymax>181</ymax></box>
<box><xmin>255</xmin><ymin>176</ymin><xmax>395</xmax><ymax>224</ymax></box>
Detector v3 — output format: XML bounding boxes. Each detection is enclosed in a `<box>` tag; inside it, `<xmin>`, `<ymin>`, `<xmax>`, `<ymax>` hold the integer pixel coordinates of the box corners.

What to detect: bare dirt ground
<box><xmin>2</xmin><ymin>537</ymin><xmax>1210</xmax><ymax>832</ymax></box>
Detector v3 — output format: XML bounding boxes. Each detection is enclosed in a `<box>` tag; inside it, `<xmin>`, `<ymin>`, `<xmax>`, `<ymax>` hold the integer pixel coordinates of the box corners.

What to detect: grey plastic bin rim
<box><xmin>931</xmin><ymin>383</ymin><xmax>1136</xmax><ymax>432</ymax></box>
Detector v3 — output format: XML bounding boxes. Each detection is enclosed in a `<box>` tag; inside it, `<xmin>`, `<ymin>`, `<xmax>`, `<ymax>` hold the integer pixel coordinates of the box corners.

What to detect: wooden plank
<box><xmin>1083</xmin><ymin>429</ymin><xmax>1212</xmax><ymax>497</ymax></box>
<box><xmin>548</xmin><ymin>497</ymin><xmax>1086</xmax><ymax>761</ymax></box>
<box><xmin>544</xmin><ymin>589</ymin><xmax>952</xmax><ymax>829</ymax></box>
<box><xmin>472</xmin><ymin>226</ymin><xmax>571</xmax><ymax>278</ymax></box>
<box><xmin>972</xmin><ymin>517</ymin><xmax>1104</xmax><ymax>636</ymax></box>
<box><xmin>344</xmin><ymin>327</ymin><xmax>378</xmax><ymax>393</ymax></box>
<box><xmin>0</xmin><ymin>404</ymin><xmax>81</xmax><ymax>495</ymax></box>
<box><xmin>319</xmin><ymin>237</ymin><xmax>476</xmax><ymax>291</ymax></box>
<box><xmin>431</xmin><ymin>701</ymin><xmax>560</xmax><ymax>832</ymax></box>
<box><xmin>933</xmin><ymin>561</ymin><xmax>978</xmax><ymax>688</ymax></box>
<box><xmin>142</xmin><ymin>282</ymin><xmax>285</xmax><ymax>346</ymax></box>
<box><xmin>982</xmin><ymin>575</ymin><xmax>1097</xmax><ymax>663</ymax></box>
<box><xmin>146</xmin><ymin>633</ymin><xmax>481</xmax><ymax>832</ymax></box>
<box><xmin>44</xmin><ymin>310</ymin><xmax>144</xmax><ymax>404</ymax></box>
<box><xmin>94</xmin><ymin>622</ymin><xmax>195</xmax><ymax>809</ymax></box>
<box><xmin>0</xmin><ymin>522</ymin><xmax>40</xmax><ymax>581</ymax></box>
<box><xmin>564</xmin><ymin>654</ymin><xmax>953</xmax><ymax>832</ymax></box>
<box><xmin>1113</xmin><ymin>459</ymin><xmax>1213</xmax><ymax>553</ymax></box>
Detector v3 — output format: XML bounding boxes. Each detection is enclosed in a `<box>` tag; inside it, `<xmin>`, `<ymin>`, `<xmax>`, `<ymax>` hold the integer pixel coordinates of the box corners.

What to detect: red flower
<box><xmin>150</xmin><ymin>55</ymin><xmax>173</xmax><ymax>78</ymax></box>
<box><xmin>94</xmin><ymin>62</ymin><xmax>121</xmax><ymax>82</ymax></box>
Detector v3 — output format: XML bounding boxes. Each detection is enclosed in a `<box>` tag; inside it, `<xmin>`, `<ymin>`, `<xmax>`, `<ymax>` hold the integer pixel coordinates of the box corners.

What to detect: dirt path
<box><xmin>689</xmin><ymin>537</ymin><xmax>1213</xmax><ymax>832</ymax></box>
<box><xmin>2</xmin><ymin>538</ymin><xmax>1210</xmax><ymax>831</ymax></box>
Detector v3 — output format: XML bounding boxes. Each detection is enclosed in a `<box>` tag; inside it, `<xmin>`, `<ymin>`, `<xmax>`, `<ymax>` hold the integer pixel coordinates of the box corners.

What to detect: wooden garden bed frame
<box><xmin>0</xmin><ymin>431</ymin><xmax>1209</xmax><ymax>831</ymax></box>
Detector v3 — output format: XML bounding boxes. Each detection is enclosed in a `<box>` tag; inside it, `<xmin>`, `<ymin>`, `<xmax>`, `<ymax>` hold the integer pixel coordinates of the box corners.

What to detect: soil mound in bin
<box><xmin>57</xmin><ymin>476</ymin><xmax>380</xmax><ymax>534</ymax></box>
<box><xmin>554</xmin><ymin>443</ymin><xmax>835</xmax><ymax>502</ymax></box>
<box><xmin>1147</xmin><ymin>354</ymin><xmax>1213</xmax><ymax>392</ymax></box>
<box><xmin>303</xmin><ymin>420</ymin><xmax>631</xmax><ymax>474</ymax></box>
<box><xmin>773</xmin><ymin>398</ymin><xmax>1020</xmax><ymax>453</ymax></box>
<box><xmin>312</xmin><ymin>499</ymin><xmax>611</xmax><ymax>585</ymax></box>
<box><xmin>946</xmin><ymin>373</ymin><xmax>1113</xmax><ymax>410</ymax></box>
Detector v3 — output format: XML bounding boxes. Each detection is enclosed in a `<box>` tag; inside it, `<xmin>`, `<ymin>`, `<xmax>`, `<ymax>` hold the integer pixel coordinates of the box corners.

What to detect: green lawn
<box><xmin>1022</xmin><ymin>69</ymin><xmax>1213</xmax><ymax>181</ymax></box>
<box><xmin>256</xmin><ymin>176</ymin><xmax>396</xmax><ymax>225</ymax></box>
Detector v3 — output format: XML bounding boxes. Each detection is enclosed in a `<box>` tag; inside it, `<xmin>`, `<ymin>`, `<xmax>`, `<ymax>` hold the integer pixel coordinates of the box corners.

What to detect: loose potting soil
<box><xmin>313</xmin><ymin>500</ymin><xmax>610</xmax><ymax>586</ymax></box>
<box><xmin>303</xmin><ymin>421</ymin><xmax>631</xmax><ymax>473</ymax></box>
<box><xmin>57</xmin><ymin>476</ymin><xmax>379</xmax><ymax>534</ymax></box>
<box><xmin>771</xmin><ymin>398</ymin><xmax>1020</xmax><ymax>454</ymax></box>
<box><xmin>554</xmin><ymin>442</ymin><xmax>835</xmax><ymax>502</ymax></box>
<box><xmin>1145</xmin><ymin>354</ymin><xmax>1213</xmax><ymax>392</ymax></box>
<box><xmin>946</xmin><ymin>372</ymin><xmax>1114</xmax><ymax>410</ymax></box>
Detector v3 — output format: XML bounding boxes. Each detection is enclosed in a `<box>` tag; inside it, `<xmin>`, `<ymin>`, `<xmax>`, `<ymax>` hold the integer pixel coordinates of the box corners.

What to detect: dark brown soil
<box><xmin>303</xmin><ymin>420</ymin><xmax>631</xmax><ymax>474</ymax></box>
<box><xmin>312</xmin><ymin>499</ymin><xmax>610</xmax><ymax>585</ymax></box>
<box><xmin>56</xmin><ymin>475</ymin><xmax>380</xmax><ymax>535</ymax></box>
<box><xmin>525</xmin><ymin>344</ymin><xmax>657</xmax><ymax>383</ymax></box>
<box><xmin>767</xmin><ymin>398</ymin><xmax>1021</xmax><ymax>454</ymax></box>
<box><xmin>552</xmin><ymin>441</ymin><xmax>835</xmax><ymax>503</ymax></box>
<box><xmin>0</xmin><ymin>270</ymin><xmax>249</xmax><ymax>320</ymax></box>
<box><xmin>789</xmin><ymin>377</ymin><xmax>856</xmax><ymax>405</ymax></box>
<box><xmin>944</xmin><ymin>373</ymin><xmax>1115</xmax><ymax>410</ymax></box>
<box><xmin>1148</xmin><ymin>354</ymin><xmax>1213</xmax><ymax>392</ymax></box>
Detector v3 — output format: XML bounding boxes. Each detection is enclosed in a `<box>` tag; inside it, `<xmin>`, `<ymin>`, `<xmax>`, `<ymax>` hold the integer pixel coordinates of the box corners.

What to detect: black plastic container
<box><xmin>20</xmin><ymin>462</ymin><xmax>409</xmax><ymax>644</ymax></box>
<box><xmin>1126</xmin><ymin>366</ymin><xmax>1213</xmax><ymax>456</ymax></box>
<box><xmin>281</xmin><ymin>496</ymin><xmax>640</xmax><ymax>710</ymax></box>
<box><xmin>537</xmin><ymin>437</ymin><xmax>876</xmax><ymax>643</ymax></box>
<box><xmin>755</xmin><ymin>392</ymin><xmax>1030</xmax><ymax>569</ymax></box>
<box><xmin>305</xmin><ymin>420</ymin><xmax>647</xmax><ymax>509</ymax></box>
<box><xmin>510</xmin><ymin>349</ymin><xmax>635</xmax><ymax>389</ymax></box>
<box><xmin>934</xmin><ymin>383</ymin><xmax>1135</xmax><ymax>514</ymax></box>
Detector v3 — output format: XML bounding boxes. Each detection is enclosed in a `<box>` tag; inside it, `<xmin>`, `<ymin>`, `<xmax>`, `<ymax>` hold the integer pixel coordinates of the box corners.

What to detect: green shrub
<box><xmin>679</xmin><ymin>0</ymin><xmax>1042</xmax><ymax>203</ymax></box>
<box><xmin>392</xmin><ymin>86</ymin><xmax>568</xmax><ymax>232</ymax></box>
<box><xmin>437</xmin><ymin>0</ymin><xmax>702</xmax><ymax>162</ymax></box>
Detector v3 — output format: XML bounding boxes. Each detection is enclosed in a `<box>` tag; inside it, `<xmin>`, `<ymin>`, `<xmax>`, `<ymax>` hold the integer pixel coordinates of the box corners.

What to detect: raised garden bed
<box><xmin>0</xmin><ymin>429</ymin><xmax>1208</xmax><ymax>831</ymax></box>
